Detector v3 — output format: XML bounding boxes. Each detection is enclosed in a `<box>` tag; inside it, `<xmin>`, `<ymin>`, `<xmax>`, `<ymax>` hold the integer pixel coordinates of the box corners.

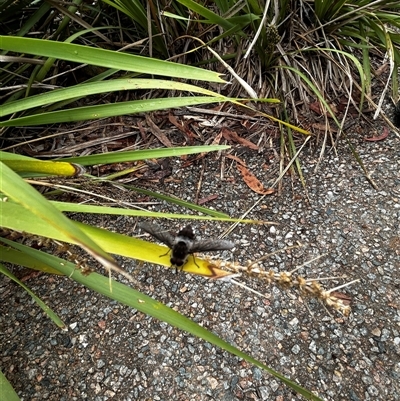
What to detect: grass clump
<box><xmin>1</xmin><ymin>1</ymin><xmax>398</xmax><ymax>400</ymax></box>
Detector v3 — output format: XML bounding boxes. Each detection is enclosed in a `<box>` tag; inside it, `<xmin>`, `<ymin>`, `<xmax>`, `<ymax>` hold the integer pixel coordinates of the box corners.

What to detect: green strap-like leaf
<box><xmin>0</xmin><ymin>262</ymin><xmax>65</xmax><ymax>327</ymax></box>
<box><xmin>0</xmin><ymin>36</ymin><xmax>224</xmax><ymax>82</ymax></box>
<box><xmin>0</xmin><ymin>370</ymin><xmax>20</xmax><ymax>401</ymax></box>
<box><xmin>61</xmin><ymin>145</ymin><xmax>230</xmax><ymax>164</ymax></box>
<box><xmin>0</xmin><ymin>96</ymin><xmax>227</xmax><ymax>126</ymax></box>
<box><xmin>0</xmin><ymin>162</ymin><xmax>116</xmax><ymax>270</ymax></box>
<box><xmin>1</xmin><ymin>78</ymin><xmax>228</xmax><ymax>117</ymax></box>
<box><xmin>0</xmin><ymin>238</ymin><xmax>322</xmax><ymax>401</ymax></box>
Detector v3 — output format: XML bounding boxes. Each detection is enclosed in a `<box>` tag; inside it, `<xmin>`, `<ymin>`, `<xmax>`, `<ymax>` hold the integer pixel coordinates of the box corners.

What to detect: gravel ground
<box><xmin>1</xmin><ymin>130</ymin><xmax>399</xmax><ymax>401</ymax></box>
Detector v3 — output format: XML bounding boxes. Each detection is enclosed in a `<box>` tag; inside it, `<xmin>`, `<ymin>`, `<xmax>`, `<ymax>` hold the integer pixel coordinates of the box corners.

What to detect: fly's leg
<box><xmin>159</xmin><ymin>249</ymin><xmax>171</xmax><ymax>258</ymax></box>
<box><xmin>192</xmin><ymin>254</ymin><xmax>200</xmax><ymax>269</ymax></box>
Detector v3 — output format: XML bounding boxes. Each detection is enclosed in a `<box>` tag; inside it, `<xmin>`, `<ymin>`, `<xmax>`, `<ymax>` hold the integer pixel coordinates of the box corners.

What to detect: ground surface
<box><xmin>1</xmin><ymin>112</ymin><xmax>399</xmax><ymax>401</ymax></box>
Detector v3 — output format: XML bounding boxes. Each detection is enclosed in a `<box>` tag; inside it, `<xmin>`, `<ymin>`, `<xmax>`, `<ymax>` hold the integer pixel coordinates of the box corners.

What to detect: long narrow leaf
<box><xmin>0</xmin><ymin>370</ymin><xmax>20</xmax><ymax>401</ymax></box>
<box><xmin>51</xmin><ymin>201</ymin><xmax>256</xmax><ymax>222</ymax></box>
<box><xmin>0</xmin><ymin>79</ymin><xmax>228</xmax><ymax>117</ymax></box>
<box><xmin>0</xmin><ymin>36</ymin><xmax>224</xmax><ymax>82</ymax></box>
<box><xmin>0</xmin><ymin>262</ymin><xmax>65</xmax><ymax>328</ymax></box>
<box><xmin>0</xmin><ymin>201</ymin><xmax>232</xmax><ymax>276</ymax></box>
<box><xmin>62</xmin><ymin>145</ymin><xmax>230</xmax><ymax>164</ymax></box>
<box><xmin>0</xmin><ymin>162</ymin><xmax>116</xmax><ymax>270</ymax></box>
<box><xmin>0</xmin><ymin>96</ymin><xmax>228</xmax><ymax>126</ymax></box>
<box><xmin>2</xmin><ymin>160</ymin><xmax>83</xmax><ymax>176</ymax></box>
<box><xmin>1</xmin><ymin>238</ymin><xmax>323</xmax><ymax>401</ymax></box>
<box><xmin>125</xmin><ymin>185</ymin><xmax>232</xmax><ymax>218</ymax></box>
<box><xmin>0</xmin><ymin>151</ymin><xmax>37</xmax><ymax>161</ymax></box>
<box><xmin>176</xmin><ymin>0</ymin><xmax>236</xmax><ymax>32</ymax></box>
<box><xmin>0</xmin><ymin>244</ymin><xmax>61</xmax><ymax>275</ymax></box>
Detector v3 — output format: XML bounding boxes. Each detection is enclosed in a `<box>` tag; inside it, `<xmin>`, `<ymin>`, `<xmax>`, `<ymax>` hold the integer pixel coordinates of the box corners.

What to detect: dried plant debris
<box><xmin>363</xmin><ymin>126</ymin><xmax>389</xmax><ymax>142</ymax></box>
<box><xmin>215</xmin><ymin>259</ymin><xmax>357</xmax><ymax>316</ymax></box>
<box><xmin>236</xmin><ymin>163</ymin><xmax>275</xmax><ymax>195</ymax></box>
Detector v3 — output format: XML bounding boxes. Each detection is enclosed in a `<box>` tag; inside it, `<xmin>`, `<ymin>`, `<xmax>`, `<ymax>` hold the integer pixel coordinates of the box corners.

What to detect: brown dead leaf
<box><xmin>364</xmin><ymin>127</ymin><xmax>389</xmax><ymax>142</ymax></box>
<box><xmin>236</xmin><ymin>163</ymin><xmax>275</xmax><ymax>195</ymax></box>
<box><xmin>168</xmin><ymin>113</ymin><xmax>199</xmax><ymax>143</ymax></box>
<box><xmin>221</xmin><ymin>127</ymin><xmax>259</xmax><ymax>150</ymax></box>
<box><xmin>198</xmin><ymin>194</ymin><xmax>218</xmax><ymax>205</ymax></box>
<box><xmin>226</xmin><ymin>154</ymin><xmax>247</xmax><ymax>166</ymax></box>
<box><xmin>309</xmin><ymin>101</ymin><xmax>338</xmax><ymax>117</ymax></box>
<box><xmin>309</xmin><ymin>101</ymin><xmax>323</xmax><ymax>115</ymax></box>
<box><xmin>311</xmin><ymin>123</ymin><xmax>338</xmax><ymax>132</ymax></box>
<box><xmin>146</xmin><ymin>115</ymin><xmax>173</xmax><ymax>147</ymax></box>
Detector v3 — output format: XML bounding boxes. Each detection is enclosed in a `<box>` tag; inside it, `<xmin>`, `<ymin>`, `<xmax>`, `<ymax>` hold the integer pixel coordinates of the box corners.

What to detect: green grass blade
<box><xmin>125</xmin><ymin>185</ymin><xmax>231</xmax><ymax>218</ymax></box>
<box><xmin>0</xmin><ymin>79</ymin><xmax>227</xmax><ymax>117</ymax></box>
<box><xmin>176</xmin><ymin>0</ymin><xmax>235</xmax><ymax>31</ymax></box>
<box><xmin>0</xmin><ymin>262</ymin><xmax>66</xmax><ymax>328</ymax></box>
<box><xmin>51</xmin><ymin>201</ymin><xmax>256</xmax><ymax>222</ymax></box>
<box><xmin>0</xmin><ymin>96</ymin><xmax>228</xmax><ymax>126</ymax></box>
<box><xmin>1</xmin><ymin>201</ymin><xmax>246</xmax><ymax>276</ymax></box>
<box><xmin>101</xmin><ymin>0</ymin><xmax>147</xmax><ymax>28</ymax></box>
<box><xmin>2</xmin><ymin>160</ymin><xmax>82</xmax><ymax>176</ymax></box>
<box><xmin>282</xmin><ymin>108</ymin><xmax>307</xmax><ymax>188</ymax></box>
<box><xmin>62</xmin><ymin>145</ymin><xmax>230</xmax><ymax>164</ymax></box>
<box><xmin>0</xmin><ymin>243</ymin><xmax>61</xmax><ymax>275</ymax></box>
<box><xmin>0</xmin><ymin>201</ymin><xmax>224</xmax><ymax>273</ymax></box>
<box><xmin>359</xmin><ymin>21</ymin><xmax>372</xmax><ymax>99</ymax></box>
<box><xmin>101</xmin><ymin>0</ymin><xmax>166</xmax><ymax>56</ymax></box>
<box><xmin>314</xmin><ymin>0</ymin><xmax>348</xmax><ymax>20</ymax></box>
<box><xmin>0</xmin><ymin>162</ymin><xmax>115</xmax><ymax>268</ymax></box>
<box><xmin>0</xmin><ymin>151</ymin><xmax>37</xmax><ymax>161</ymax></box>
<box><xmin>0</xmin><ymin>370</ymin><xmax>20</xmax><ymax>401</ymax></box>
<box><xmin>162</xmin><ymin>10</ymin><xmax>258</xmax><ymax>29</ymax></box>
<box><xmin>0</xmin><ymin>36</ymin><xmax>224</xmax><ymax>82</ymax></box>
<box><xmin>2</xmin><ymin>239</ymin><xmax>323</xmax><ymax>400</ymax></box>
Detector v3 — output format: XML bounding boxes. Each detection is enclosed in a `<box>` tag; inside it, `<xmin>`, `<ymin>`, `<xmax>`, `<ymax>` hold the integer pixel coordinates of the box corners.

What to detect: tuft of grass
<box><xmin>1</xmin><ymin>1</ymin><xmax>399</xmax><ymax>399</ymax></box>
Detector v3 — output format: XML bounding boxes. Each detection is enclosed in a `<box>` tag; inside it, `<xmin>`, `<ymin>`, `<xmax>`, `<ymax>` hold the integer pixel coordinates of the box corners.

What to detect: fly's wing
<box><xmin>189</xmin><ymin>239</ymin><xmax>235</xmax><ymax>253</ymax></box>
<box><xmin>139</xmin><ymin>223</ymin><xmax>175</xmax><ymax>248</ymax></box>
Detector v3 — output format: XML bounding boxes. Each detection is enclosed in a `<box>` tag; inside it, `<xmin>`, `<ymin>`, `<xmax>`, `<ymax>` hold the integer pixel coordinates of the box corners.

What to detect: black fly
<box><xmin>139</xmin><ymin>223</ymin><xmax>235</xmax><ymax>273</ymax></box>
